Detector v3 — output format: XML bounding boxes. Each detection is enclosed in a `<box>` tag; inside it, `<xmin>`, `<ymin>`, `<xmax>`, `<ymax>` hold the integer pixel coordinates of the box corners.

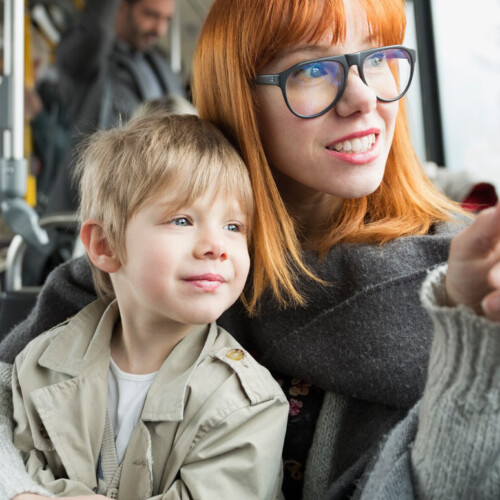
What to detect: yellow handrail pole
<box><xmin>24</xmin><ymin>5</ymin><xmax>36</xmax><ymax>208</ymax></box>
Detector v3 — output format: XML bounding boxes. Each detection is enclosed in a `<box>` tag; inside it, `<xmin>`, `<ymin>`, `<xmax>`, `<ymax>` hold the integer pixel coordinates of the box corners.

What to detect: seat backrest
<box><xmin>0</xmin><ymin>290</ymin><xmax>38</xmax><ymax>341</ymax></box>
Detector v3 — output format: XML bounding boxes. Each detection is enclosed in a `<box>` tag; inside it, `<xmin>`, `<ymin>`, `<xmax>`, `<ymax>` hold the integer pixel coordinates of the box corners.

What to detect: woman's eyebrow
<box><xmin>278</xmin><ymin>45</ymin><xmax>330</xmax><ymax>60</ymax></box>
<box><xmin>277</xmin><ymin>35</ymin><xmax>376</xmax><ymax>61</ymax></box>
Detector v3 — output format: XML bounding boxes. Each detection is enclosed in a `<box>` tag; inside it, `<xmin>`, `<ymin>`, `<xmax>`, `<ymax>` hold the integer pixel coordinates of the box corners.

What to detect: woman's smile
<box><xmin>325</xmin><ymin>129</ymin><xmax>380</xmax><ymax>164</ymax></box>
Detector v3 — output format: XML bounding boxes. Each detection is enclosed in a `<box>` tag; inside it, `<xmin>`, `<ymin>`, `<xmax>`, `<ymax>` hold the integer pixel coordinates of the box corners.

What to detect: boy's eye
<box><xmin>169</xmin><ymin>217</ymin><xmax>191</xmax><ymax>226</ymax></box>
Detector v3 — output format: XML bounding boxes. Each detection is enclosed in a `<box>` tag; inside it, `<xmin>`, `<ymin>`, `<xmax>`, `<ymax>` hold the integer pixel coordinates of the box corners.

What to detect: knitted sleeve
<box><xmin>0</xmin><ymin>361</ymin><xmax>54</xmax><ymax>499</ymax></box>
<box><xmin>411</xmin><ymin>264</ymin><xmax>500</xmax><ymax>499</ymax></box>
<box><xmin>353</xmin><ymin>264</ymin><xmax>500</xmax><ymax>500</ymax></box>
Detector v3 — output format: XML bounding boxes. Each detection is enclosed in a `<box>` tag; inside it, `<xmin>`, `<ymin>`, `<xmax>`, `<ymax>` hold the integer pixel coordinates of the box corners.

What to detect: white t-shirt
<box><xmin>108</xmin><ymin>358</ymin><xmax>158</xmax><ymax>464</ymax></box>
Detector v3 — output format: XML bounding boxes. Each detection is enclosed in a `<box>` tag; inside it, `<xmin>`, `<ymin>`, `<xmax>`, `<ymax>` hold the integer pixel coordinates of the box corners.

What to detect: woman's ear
<box><xmin>80</xmin><ymin>221</ymin><xmax>121</xmax><ymax>273</ymax></box>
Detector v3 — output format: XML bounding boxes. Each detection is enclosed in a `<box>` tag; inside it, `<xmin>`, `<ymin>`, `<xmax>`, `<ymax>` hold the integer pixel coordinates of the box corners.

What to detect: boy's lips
<box><xmin>184</xmin><ymin>274</ymin><xmax>226</xmax><ymax>291</ymax></box>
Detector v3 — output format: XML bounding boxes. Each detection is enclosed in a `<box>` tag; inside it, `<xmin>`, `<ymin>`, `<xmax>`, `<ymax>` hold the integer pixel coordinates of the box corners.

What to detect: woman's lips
<box><xmin>325</xmin><ymin>130</ymin><xmax>380</xmax><ymax>164</ymax></box>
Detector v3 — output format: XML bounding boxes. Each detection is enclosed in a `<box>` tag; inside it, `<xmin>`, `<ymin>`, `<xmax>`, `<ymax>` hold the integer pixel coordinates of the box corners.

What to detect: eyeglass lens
<box><xmin>285</xmin><ymin>48</ymin><xmax>412</xmax><ymax>117</ymax></box>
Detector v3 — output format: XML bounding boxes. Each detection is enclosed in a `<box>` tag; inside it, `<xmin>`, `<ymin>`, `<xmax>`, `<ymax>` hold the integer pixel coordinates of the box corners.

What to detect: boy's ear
<box><xmin>80</xmin><ymin>221</ymin><xmax>121</xmax><ymax>273</ymax></box>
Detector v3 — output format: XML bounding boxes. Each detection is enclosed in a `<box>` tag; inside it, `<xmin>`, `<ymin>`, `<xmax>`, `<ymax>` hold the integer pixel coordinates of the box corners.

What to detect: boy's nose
<box><xmin>194</xmin><ymin>231</ymin><xmax>228</xmax><ymax>261</ymax></box>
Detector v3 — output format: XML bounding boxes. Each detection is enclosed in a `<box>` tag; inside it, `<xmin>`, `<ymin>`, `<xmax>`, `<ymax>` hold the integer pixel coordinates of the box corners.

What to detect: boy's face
<box><xmin>111</xmin><ymin>189</ymin><xmax>250</xmax><ymax>330</ymax></box>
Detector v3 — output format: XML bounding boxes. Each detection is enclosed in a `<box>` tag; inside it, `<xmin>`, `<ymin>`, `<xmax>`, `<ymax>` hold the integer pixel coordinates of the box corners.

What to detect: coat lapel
<box><xmin>118</xmin><ymin>422</ymin><xmax>154</xmax><ymax>500</ymax></box>
<box><xmin>30</xmin><ymin>370</ymin><xmax>108</xmax><ymax>487</ymax></box>
<box><xmin>30</xmin><ymin>300</ymin><xmax>117</xmax><ymax>487</ymax></box>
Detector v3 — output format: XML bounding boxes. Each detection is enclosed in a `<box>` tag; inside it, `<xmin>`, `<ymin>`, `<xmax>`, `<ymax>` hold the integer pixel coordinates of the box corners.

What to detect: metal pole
<box><xmin>0</xmin><ymin>0</ymin><xmax>49</xmax><ymax>248</ymax></box>
<box><xmin>413</xmin><ymin>0</ymin><xmax>445</xmax><ymax>166</ymax></box>
<box><xmin>2</xmin><ymin>0</ymin><xmax>13</xmax><ymax>158</ymax></box>
<box><xmin>11</xmin><ymin>0</ymin><xmax>25</xmax><ymax>161</ymax></box>
<box><xmin>170</xmin><ymin>3</ymin><xmax>181</xmax><ymax>74</ymax></box>
<box><xmin>0</xmin><ymin>0</ymin><xmax>26</xmax><ymax>199</ymax></box>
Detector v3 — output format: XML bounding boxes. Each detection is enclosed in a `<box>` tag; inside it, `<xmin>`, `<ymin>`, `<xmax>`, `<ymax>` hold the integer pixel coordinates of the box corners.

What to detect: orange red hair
<box><xmin>193</xmin><ymin>0</ymin><xmax>460</xmax><ymax>310</ymax></box>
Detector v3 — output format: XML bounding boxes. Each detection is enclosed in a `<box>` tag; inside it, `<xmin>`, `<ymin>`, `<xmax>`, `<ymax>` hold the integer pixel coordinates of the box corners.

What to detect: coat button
<box><xmin>107</xmin><ymin>487</ymin><xmax>118</xmax><ymax>499</ymax></box>
<box><xmin>226</xmin><ymin>348</ymin><xmax>245</xmax><ymax>361</ymax></box>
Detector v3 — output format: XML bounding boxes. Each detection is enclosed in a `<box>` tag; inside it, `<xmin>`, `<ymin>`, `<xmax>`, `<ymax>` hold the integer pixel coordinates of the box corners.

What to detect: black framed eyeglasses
<box><xmin>255</xmin><ymin>45</ymin><xmax>416</xmax><ymax>119</ymax></box>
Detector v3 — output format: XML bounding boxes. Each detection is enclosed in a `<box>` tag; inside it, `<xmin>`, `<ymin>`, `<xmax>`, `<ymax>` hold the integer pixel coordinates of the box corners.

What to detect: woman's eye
<box><xmin>367</xmin><ymin>53</ymin><xmax>386</xmax><ymax>67</ymax></box>
<box><xmin>224</xmin><ymin>223</ymin><xmax>241</xmax><ymax>232</ymax></box>
<box><xmin>294</xmin><ymin>62</ymin><xmax>328</xmax><ymax>80</ymax></box>
<box><xmin>169</xmin><ymin>217</ymin><xmax>191</xmax><ymax>226</ymax></box>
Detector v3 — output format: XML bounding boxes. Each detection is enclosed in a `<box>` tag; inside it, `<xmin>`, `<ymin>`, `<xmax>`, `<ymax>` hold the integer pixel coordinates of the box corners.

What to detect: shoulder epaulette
<box><xmin>212</xmin><ymin>347</ymin><xmax>286</xmax><ymax>406</ymax></box>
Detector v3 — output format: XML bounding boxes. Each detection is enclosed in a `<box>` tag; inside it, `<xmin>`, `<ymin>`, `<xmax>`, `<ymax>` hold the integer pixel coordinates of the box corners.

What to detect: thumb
<box><xmin>450</xmin><ymin>202</ymin><xmax>500</xmax><ymax>261</ymax></box>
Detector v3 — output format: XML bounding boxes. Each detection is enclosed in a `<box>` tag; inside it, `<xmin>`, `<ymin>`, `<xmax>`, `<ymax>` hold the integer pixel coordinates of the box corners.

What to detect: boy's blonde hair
<box><xmin>76</xmin><ymin>112</ymin><xmax>254</xmax><ymax>303</ymax></box>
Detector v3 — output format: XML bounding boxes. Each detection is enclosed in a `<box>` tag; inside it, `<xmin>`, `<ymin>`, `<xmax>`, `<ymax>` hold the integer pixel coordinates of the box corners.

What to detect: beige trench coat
<box><xmin>12</xmin><ymin>300</ymin><xmax>289</xmax><ymax>499</ymax></box>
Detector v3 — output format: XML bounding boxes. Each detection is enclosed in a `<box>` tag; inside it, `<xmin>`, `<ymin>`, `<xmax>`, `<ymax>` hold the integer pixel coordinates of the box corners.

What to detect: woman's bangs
<box><xmin>359</xmin><ymin>0</ymin><xmax>406</xmax><ymax>46</ymax></box>
<box><xmin>255</xmin><ymin>0</ymin><xmax>347</xmax><ymax>68</ymax></box>
<box><xmin>285</xmin><ymin>0</ymin><xmax>348</xmax><ymax>46</ymax></box>
<box><xmin>255</xmin><ymin>0</ymin><xmax>405</xmax><ymax>69</ymax></box>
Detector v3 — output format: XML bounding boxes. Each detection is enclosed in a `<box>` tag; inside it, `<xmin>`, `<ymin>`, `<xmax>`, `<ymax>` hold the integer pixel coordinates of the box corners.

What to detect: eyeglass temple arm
<box><xmin>255</xmin><ymin>74</ymin><xmax>280</xmax><ymax>85</ymax></box>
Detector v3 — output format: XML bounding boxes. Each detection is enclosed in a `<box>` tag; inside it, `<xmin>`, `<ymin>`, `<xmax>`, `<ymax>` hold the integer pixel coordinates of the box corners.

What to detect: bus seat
<box><xmin>0</xmin><ymin>213</ymin><xmax>81</xmax><ymax>340</ymax></box>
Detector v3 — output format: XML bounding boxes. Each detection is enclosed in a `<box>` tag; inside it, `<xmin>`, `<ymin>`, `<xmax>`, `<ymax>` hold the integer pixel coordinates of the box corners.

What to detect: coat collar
<box><xmin>38</xmin><ymin>299</ymin><xmax>115</xmax><ymax>376</ymax></box>
<box><xmin>141</xmin><ymin>321</ymin><xmax>216</xmax><ymax>422</ymax></box>
<box><xmin>38</xmin><ymin>299</ymin><xmax>217</xmax><ymax>421</ymax></box>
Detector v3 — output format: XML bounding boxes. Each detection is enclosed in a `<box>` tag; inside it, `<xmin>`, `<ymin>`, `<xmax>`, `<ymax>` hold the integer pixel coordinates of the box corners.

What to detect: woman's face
<box><xmin>255</xmin><ymin>1</ymin><xmax>399</xmax><ymax>207</ymax></box>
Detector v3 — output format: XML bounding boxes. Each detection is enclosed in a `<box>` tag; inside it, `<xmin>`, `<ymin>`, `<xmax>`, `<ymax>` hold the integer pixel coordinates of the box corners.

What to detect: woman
<box><xmin>2</xmin><ymin>0</ymin><xmax>500</xmax><ymax>499</ymax></box>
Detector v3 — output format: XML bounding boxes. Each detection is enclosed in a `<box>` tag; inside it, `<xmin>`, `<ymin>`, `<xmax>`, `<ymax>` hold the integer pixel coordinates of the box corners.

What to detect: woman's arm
<box><xmin>410</xmin><ymin>203</ymin><xmax>500</xmax><ymax>499</ymax></box>
<box><xmin>0</xmin><ymin>362</ymin><xmax>54</xmax><ymax>499</ymax></box>
<box><xmin>410</xmin><ymin>264</ymin><xmax>500</xmax><ymax>499</ymax></box>
<box><xmin>351</xmin><ymin>204</ymin><xmax>500</xmax><ymax>500</ymax></box>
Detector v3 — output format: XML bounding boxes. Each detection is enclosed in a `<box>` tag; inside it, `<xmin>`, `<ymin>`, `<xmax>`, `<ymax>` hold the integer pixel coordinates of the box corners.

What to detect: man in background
<box><xmin>57</xmin><ymin>0</ymin><xmax>185</xmax><ymax>134</ymax></box>
<box><xmin>49</xmin><ymin>0</ymin><xmax>185</xmax><ymax>212</ymax></box>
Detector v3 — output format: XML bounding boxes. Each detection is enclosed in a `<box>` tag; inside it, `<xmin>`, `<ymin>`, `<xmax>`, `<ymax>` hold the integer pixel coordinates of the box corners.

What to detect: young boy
<box><xmin>11</xmin><ymin>113</ymin><xmax>289</xmax><ymax>499</ymax></box>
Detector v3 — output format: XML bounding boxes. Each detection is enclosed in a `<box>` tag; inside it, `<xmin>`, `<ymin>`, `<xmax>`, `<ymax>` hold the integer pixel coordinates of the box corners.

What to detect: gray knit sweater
<box><xmin>355</xmin><ymin>264</ymin><xmax>500</xmax><ymax>500</ymax></box>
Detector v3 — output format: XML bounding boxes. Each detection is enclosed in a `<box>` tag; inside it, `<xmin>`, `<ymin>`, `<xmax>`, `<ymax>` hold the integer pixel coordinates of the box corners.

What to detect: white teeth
<box><xmin>351</xmin><ymin>138</ymin><xmax>361</xmax><ymax>152</ymax></box>
<box><xmin>328</xmin><ymin>133</ymin><xmax>376</xmax><ymax>154</ymax></box>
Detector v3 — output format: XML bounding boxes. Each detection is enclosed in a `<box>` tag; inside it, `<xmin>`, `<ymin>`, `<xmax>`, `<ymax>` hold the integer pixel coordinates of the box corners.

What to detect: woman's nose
<box><xmin>334</xmin><ymin>66</ymin><xmax>377</xmax><ymax>117</ymax></box>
